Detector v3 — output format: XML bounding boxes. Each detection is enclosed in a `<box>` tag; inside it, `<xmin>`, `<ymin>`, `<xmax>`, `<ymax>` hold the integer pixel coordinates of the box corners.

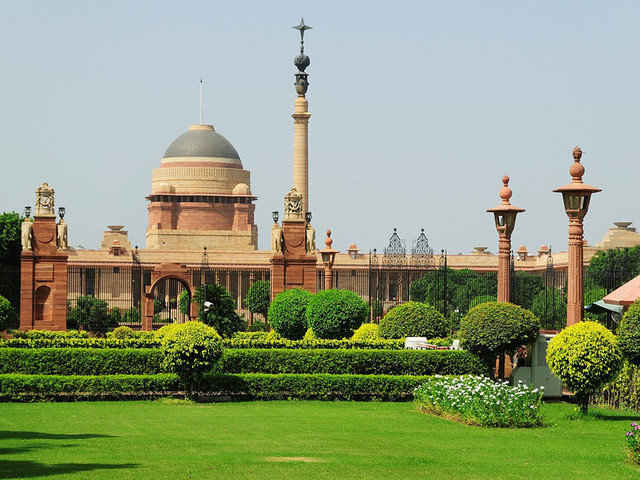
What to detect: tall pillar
<box><xmin>292</xmin><ymin>97</ymin><xmax>311</xmax><ymax>213</ymax></box>
<box><xmin>19</xmin><ymin>183</ymin><xmax>68</xmax><ymax>331</ymax></box>
<box><xmin>487</xmin><ymin>176</ymin><xmax>524</xmax><ymax>304</ymax></box>
<box><xmin>553</xmin><ymin>147</ymin><xmax>601</xmax><ymax>328</ymax></box>
<box><xmin>291</xmin><ymin>18</ymin><xmax>312</xmax><ymax>214</ymax></box>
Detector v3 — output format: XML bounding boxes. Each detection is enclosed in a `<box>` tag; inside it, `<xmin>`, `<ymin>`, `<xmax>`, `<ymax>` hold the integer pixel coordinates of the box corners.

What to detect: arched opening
<box><xmin>151</xmin><ymin>277</ymin><xmax>191</xmax><ymax>329</ymax></box>
<box><xmin>34</xmin><ymin>286</ymin><xmax>51</xmax><ymax>323</ymax></box>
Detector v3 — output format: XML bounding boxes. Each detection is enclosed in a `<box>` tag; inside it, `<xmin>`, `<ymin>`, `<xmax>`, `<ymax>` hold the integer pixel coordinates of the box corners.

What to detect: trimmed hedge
<box><xmin>221</xmin><ymin>338</ymin><xmax>405</xmax><ymax>350</ymax></box>
<box><xmin>0</xmin><ymin>348</ymin><xmax>162</xmax><ymax>375</ymax></box>
<box><xmin>0</xmin><ymin>373</ymin><xmax>431</xmax><ymax>402</ymax></box>
<box><xmin>218</xmin><ymin>349</ymin><xmax>484</xmax><ymax>376</ymax></box>
<box><xmin>0</xmin><ymin>338</ymin><xmax>160</xmax><ymax>349</ymax></box>
<box><xmin>0</xmin><ymin>337</ymin><xmax>406</xmax><ymax>350</ymax></box>
<box><xmin>0</xmin><ymin>374</ymin><xmax>179</xmax><ymax>399</ymax></box>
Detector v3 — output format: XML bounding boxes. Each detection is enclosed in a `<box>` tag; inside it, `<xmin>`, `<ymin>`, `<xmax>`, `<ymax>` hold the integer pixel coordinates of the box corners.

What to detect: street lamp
<box><xmin>272</xmin><ymin>211</ymin><xmax>279</xmax><ymax>223</ymax></box>
<box><xmin>487</xmin><ymin>175</ymin><xmax>525</xmax><ymax>303</ymax></box>
<box><xmin>553</xmin><ymin>146</ymin><xmax>601</xmax><ymax>327</ymax></box>
<box><xmin>319</xmin><ymin>229</ymin><xmax>339</xmax><ymax>290</ymax></box>
<box><xmin>58</xmin><ymin>207</ymin><xmax>66</xmax><ymax>220</ymax></box>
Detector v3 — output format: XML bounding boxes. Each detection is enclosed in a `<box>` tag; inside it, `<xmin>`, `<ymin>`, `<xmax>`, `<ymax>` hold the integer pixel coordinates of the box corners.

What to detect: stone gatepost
<box><xmin>270</xmin><ymin>188</ymin><xmax>317</xmax><ymax>299</ymax></box>
<box><xmin>19</xmin><ymin>183</ymin><xmax>69</xmax><ymax>331</ymax></box>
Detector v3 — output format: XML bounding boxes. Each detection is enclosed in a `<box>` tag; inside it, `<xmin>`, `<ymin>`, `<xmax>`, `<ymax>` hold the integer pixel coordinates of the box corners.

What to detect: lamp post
<box><xmin>487</xmin><ymin>176</ymin><xmax>525</xmax><ymax>303</ymax></box>
<box><xmin>553</xmin><ymin>147</ymin><xmax>601</xmax><ymax>327</ymax></box>
<box><xmin>319</xmin><ymin>229</ymin><xmax>338</xmax><ymax>290</ymax></box>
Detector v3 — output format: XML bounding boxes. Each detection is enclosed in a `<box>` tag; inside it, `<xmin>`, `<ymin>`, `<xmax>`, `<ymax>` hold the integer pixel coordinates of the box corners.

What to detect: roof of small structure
<box><xmin>603</xmin><ymin>275</ymin><xmax>640</xmax><ymax>306</ymax></box>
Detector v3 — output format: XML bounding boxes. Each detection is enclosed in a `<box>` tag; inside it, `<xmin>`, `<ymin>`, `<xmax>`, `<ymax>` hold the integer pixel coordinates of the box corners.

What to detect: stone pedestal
<box><xmin>19</xmin><ymin>216</ymin><xmax>68</xmax><ymax>331</ymax></box>
<box><xmin>270</xmin><ymin>221</ymin><xmax>317</xmax><ymax>298</ymax></box>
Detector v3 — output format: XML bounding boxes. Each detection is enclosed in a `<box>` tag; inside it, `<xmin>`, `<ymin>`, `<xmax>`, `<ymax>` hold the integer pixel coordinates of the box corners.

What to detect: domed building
<box><xmin>145</xmin><ymin>124</ymin><xmax>258</xmax><ymax>251</ymax></box>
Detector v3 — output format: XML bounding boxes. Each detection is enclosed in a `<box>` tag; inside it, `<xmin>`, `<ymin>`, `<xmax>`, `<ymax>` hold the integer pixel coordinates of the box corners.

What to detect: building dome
<box><xmin>161</xmin><ymin>124</ymin><xmax>242</xmax><ymax>168</ymax></box>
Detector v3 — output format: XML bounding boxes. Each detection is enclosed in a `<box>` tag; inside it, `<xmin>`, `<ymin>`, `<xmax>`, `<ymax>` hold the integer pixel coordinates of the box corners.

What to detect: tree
<box><xmin>66</xmin><ymin>295</ymin><xmax>117</xmax><ymax>334</ymax></box>
<box><xmin>193</xmin><ymin>284</ymin><xmax>243</xmax><ymax>338</ymax></box>
<box><xmin>0</xmin><ymin>295</ymin><xmax>16</xmax><ymax>331</ymax></box>
<box><xmin>268</xmin><ymin>288</ymin><xmax>313</xmax><ymax>340</ymax></box>
<box><xmin>160</xmin><ymin>321</ymin><xmax>222</xmax><ymax>399</ymax></box>
<box><xmin>459</xmin><ymin>302</ymin><xmax>540</xmax><ymax>377</ymax></box>
<box><xmin>245</xmin><ymin>280</ymin><xmax>271</xmax><ymax>323</ymax></box>
<box><xmin>587</xmin><ymin>246</ymin><xmax>640</xmax><ymax>290</ymax></box>
<box><xmin>0</xmin><ymin>212</ymin><xmax>22</xmax><ymax>266</ymax></box>
<box><xmin>306</xmin><ymin>289</ymin><xmax>368</xmax><ymax>339</ymax></box>
<box><xmin>547</xmin><ymin>321</ymin><xmax>622</xmax><ymax>414</ymax></box>
<box><xmin>378</xmin><ymin>301</ymin><xmax>448</xmax><ymax>339</ymax></box>
<box><xmin>617</xmin><ymin>300</ymin><xmax>640</xmax><ymax>366</ymax></box>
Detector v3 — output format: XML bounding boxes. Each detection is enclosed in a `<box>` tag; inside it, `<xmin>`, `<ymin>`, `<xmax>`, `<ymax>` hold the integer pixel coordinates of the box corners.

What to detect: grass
<box><xmin>0</xmin><ymin>400</ymin><xmax>638</xmax><ymax>479</ymax></box>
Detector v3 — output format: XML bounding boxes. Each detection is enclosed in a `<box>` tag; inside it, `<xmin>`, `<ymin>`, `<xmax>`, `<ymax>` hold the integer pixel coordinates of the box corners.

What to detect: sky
<box><xmin>1</xmin><ymin>1</ymin><xmax>639</xmax><ymax>257</ymax></box>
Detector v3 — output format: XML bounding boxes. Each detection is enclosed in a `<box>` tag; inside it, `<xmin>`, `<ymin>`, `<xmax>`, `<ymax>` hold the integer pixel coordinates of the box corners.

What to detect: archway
<box><xmin>34</xmin><ymin>286</ymin><xmax>51</xmax><ymax>323</ymax></box>
<box><xmin>142</xmin><ymin>264</ymin><xmax>198</xmax><ymax>331</ymax></box>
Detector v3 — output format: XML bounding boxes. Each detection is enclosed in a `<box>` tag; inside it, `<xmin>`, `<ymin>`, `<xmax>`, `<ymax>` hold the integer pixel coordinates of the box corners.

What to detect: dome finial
<box><xmin>293</xmin><ymin>17</ymin><xmax>312</xmax><ymax>96</ymax></box>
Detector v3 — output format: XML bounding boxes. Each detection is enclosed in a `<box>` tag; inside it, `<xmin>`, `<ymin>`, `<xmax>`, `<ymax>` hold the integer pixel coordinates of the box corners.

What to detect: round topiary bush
<box><xmin>109</xmin><ymin>325</ymin><xmax>135</xmax><ymax>339</ymax></box>
<box><xmin>618</xmin><ymin>300</ymin><xmax>640</xmax><ymax>366</ymax></box>
<box><xmin>267</xmin><ymin>288</ymin><xmax>314</xmax><ymax>340</ymax></box>
<box><xmin>351</xmin><ymin>323</ymin><xmax>380</xmax><ymax>342</ymax></box>
<box><xmin>160</xmin><ymin>321</ymin><xmax>223</xmax><ymax>399</ymax></box>
<box><xmin>306</xmin><ymin>289</ymin><xmax>368</xmax><ymax>339</ymax></box>
<box><xmin>378</xmin><ymin>302</ymin><xmax>448</xmax><ymax>339</ymax></box>
<box><xmin>547</xmin><ymin>320</ymin><xmax>622</xmax><ymax>414</ymax></box>
<box><xmin>458</xmin><ymin>302</ymin><xmax>540</xmax><ymax>371</ymax></box>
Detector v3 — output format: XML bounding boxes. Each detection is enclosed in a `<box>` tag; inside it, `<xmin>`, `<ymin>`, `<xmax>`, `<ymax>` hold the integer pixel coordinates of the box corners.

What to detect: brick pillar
<box><xmin>270</xmin><ymin>220</ymin><xmax>317</xmax><ymax>299</ymax></box>
<box><xmin>19</xmin><ymin>216</ymin><xmax>68</xmax><ymax>331</ymax></box>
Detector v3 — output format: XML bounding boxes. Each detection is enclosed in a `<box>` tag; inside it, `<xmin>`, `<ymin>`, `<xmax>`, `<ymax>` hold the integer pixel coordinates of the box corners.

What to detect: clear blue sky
<box><xmin>1</xmin><ymin>1</ymin><xmax>638</xmax><ymax>256</ymax></box>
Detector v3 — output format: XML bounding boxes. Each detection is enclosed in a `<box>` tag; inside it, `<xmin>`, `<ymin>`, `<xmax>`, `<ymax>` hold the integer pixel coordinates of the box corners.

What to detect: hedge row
<box><xmin>218</xmin><ymin>349</ymin><xmax>484</xmax><ymax>376</ymax></box>
<box><xmin>222</xmin><ymin>339</ymin><xmax>405</xmax><ymax>350</ymax></box>
<box><xmin>0</xmin><ymin>337</ymin><xmax>405</xmax><ymax>350</ymax></box>
<box><xmin>0</xmin><ymin>347</ymin><xmax>482</xmax><ymax>377</ymax></box>
<box><xmin>0</xmin><ymin>348</ymin><xmax>162</xmax><ymax>375</ymax></box>
<box><xmin>0</xmin><ymin>373</ymin><xmax>430</xmax><ymax>402</ymax></box>
<box><xmin>0</xmin><ymin>338</ymin><xmax>159</xmax><ymax>349</ymax></box>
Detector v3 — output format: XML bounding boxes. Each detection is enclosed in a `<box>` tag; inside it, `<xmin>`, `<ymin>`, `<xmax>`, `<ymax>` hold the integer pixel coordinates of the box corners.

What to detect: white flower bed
<box><xmin>414</xmin><ymin>375</ymin><xmax>544</xmax><ymax>427</ymax></box>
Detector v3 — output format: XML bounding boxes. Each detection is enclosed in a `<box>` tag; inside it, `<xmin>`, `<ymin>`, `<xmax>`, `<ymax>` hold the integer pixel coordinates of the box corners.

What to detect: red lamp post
<box><xmin>319</xmin><ymin>229</ymin><xmax>339</xmax><ymax>290</ymax></box>
<box><xmin>553</xmin><ymin>147</ymin><xmax>601</xmax><ymax>327</ymax></box>
<box><xmin>487</xmin><ymin>176</ymin><xmax>525</xmax><ymax>303</ymax></box>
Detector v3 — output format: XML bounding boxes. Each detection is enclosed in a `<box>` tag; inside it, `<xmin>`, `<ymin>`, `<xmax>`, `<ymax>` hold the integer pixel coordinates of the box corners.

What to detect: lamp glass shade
<box><xmin>272</xmin><ymin>211</ymin><xmax>279</xmax><ymax>223</ymax></box>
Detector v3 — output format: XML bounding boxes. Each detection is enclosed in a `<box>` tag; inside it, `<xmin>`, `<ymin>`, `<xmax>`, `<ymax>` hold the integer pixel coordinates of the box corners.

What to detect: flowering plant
<box><xmin>414</xmin><ymin>375</ymin><xmax>544</xmax><ymax>428</ymax></box>
<box><xmin>625</xmin><ymin>422</ymin><xmax>640</xmax><ymax>463</ymax></box>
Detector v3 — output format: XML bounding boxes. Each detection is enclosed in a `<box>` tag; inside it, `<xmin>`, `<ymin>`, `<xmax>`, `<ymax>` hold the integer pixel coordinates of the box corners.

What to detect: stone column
<box><xmin>497</xmin><ymin>233</ymin><xmax>511</xmax><ymax>303</ymax></box>
<box><xmin>566</xmin><ymin>218</ymin><xmax>584</xmax><ymax>326</ymax></box>
<box><xmin>292</xmin><ymin>96</ymin><xmax>311</xmax><ymax>214</ymax></box>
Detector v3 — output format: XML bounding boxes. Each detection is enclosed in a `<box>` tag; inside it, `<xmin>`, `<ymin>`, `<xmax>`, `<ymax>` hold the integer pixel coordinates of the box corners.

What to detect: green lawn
<box><xmin>0</xmin><ymin>400</ymin><xmax>638</xmax><ymax>479</ymax></box>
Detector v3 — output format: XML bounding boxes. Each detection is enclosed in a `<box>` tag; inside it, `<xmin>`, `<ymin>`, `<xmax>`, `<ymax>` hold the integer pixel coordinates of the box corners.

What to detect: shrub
<box><xmin>268</xmin><ymin>288</ymin><xmax>313</xmax><ymax>340</ymax></box>
<box><xmin>245</xmin><ymin>280</ymin><xmax>271</xmax><ymax>323</ymax></box>
<box><xmin>160</xmin><ymin>321</ymin><xmax>223</xmax><ymax>398</ymax></box>
<box><xmin>11</xmin><ymin>329</ymin><xmax>89</xmax><ymax>339</ymax></box>
<box><xmin>547</xmin><ymin>321</ymin><xmax>623</xmax><ymax>414</ymax></box>
<box><xmin>219</xmin><ymin>348</ymin><xmax>484</xmax><ymax>376</ymax></box>
<box><xmin>618</xmin><ymin>300</ymin><xmax>640</xmax><ymax>366</ymax></box>
<box><xmin>302</xmin><ymin>328</ymin><xmax>317</xmax><ymax>341</ymax></box>
<box><xmin>306</xmin><ymin>289</ymin><xmax>368</xmax><ymax>340</ymax></box>
<box><xmin>379</xmin><ymin>302</ymin><xmax>448</xmax><ymax>339</ymax></box>
<box><xmin>108</xmin><ymin>307</ymin><xmax>122</xmax><ymax>326</ymax></box>
<box><xmin>0</xmin><ymin>295</ymin><xmax>15</xmax><ymax>331</ymax></box>
<box><xmin>0</xmin><ymin>337</ymin><xmax>159</xmax><ymax>349</ymax></box>
<box><xmin>109</xmin><ymin>326</ymin><xmax>135</xmax><ymax>340</ymax></box>
<box><xmin>351</xmin><ymin>323</ymin><xmax>380</xmax><ymax>342</ymax></box>
<box><xmin>193</xmin><ymin>284</ymin><xmax>243</xmax><ymax>338</ymax></box>
<box><xmin>121</xmin><ymin>307</ymin><xmax>141</xmax><ymax>324</ymax></box>
<box><xmin>247</xmin><ymin>321</ymin><xmax>269</xmax><ymax>332</ymax></box>
<box><xmin>458</xmin><ymin>302</ymin><xmax>540</xmax><ymax>374</ymax></box>
<box><xmin>233</xmin><ymin>331</ymin><xmax>269</xmax><ymax>340</ymax></box>
<box><xmin>414</xmin><ymin>375</ymin><xmax>544</xmax><ymax>427</ymax></box>
<box><xmin>67</xmin><ymin>296</ymin><xmax>117</xmax><ymax>334</ymax></box>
